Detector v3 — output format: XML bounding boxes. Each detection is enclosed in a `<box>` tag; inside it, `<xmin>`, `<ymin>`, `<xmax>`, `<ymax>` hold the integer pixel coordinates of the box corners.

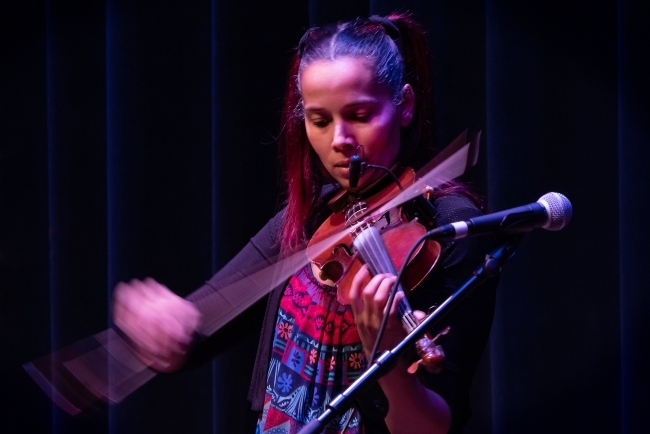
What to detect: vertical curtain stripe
<box><xmin>210</xmin><ymin>0</ymin><xmax>219</xmax><ymax>432</ymax></box>
<box><xmin>618</xmin><ymin>1</ymin><xmax>650</xmax><ymax>433</ymax></box>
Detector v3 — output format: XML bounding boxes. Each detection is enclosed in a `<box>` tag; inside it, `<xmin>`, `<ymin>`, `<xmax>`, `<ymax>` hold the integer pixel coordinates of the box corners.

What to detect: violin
<box><xmin>306</xmin><ymin>166</ymin><xmax>447</xmax><ymax>373</ymax></box>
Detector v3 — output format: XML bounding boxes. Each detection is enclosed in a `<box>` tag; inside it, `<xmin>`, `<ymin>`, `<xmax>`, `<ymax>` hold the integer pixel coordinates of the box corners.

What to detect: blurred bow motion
<box><xmin>23</xmin><ymin>130</ymin><xmax>570</xmax><ymax>416</ymax></box>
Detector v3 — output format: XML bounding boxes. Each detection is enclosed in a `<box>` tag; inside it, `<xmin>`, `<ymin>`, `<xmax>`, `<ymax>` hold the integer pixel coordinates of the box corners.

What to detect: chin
<box><xmin>339</xmin><ymin>180</ymin><xmax>352</xmax><ymax>191</ymax></box>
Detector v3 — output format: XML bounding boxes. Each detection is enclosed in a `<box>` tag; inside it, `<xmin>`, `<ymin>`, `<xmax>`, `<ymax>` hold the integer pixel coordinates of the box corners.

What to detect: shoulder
<box><xmin>431</xmin><ymin>193</ymin><xmax>482</xmax><ymax>226</ymax></box>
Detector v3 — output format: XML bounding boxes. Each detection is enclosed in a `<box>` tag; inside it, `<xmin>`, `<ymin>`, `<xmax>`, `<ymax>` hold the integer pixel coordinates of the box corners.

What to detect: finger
<box><xmin>374</xmin><ymin>274</ymin><xmax>397</xmax><ymax>308</ymax></box>
<box><xmin>349</xmin><ymin>264</ymin><xmax>370</xmax><ymax>316</ymax></box>
<box><xmin>120</xmin><ymin>283</ymin><xmax>172</xmax><ymax>355</ymax></box>
<box><xmin>113</xmin><ymin>281</ymin><xmax>148</xmax><ymax>336</ymax></box>
<box><xmin>138</xmin><ymin>278</ymin><xmax>166</xmax><ymax>302</ymax></box>
<box><xmin>132</xmin><ymin>280</ymin><xmax>182</xmax><ymax>345</ymax></box>
<box><xmin>384</xmin><ymin>289</ymin><xmax>405</xmax><ymax>317</ymax></box>
<box><xmin>412</xmin><ymin>310</ymin><xmax>426</xmax><ymax>323</ymax></box>
<box><xmin>139</xmin><ymin>296</ymin><xmax>170</xmax><ymax>353</ymax></box>
<box><xmin>144</xmin><ymin>278</ymin><xmax>201</xmax><ymax>330</ymax></box>
<box><xmin>113</xmin><ymin>280</ymin><xmax>143</xmax><ymax>306</ymax></box>
<box><xmin>145</xmin><ymin>277</ymin><xmax>174</xmax><ymax>300</ymax></box>
<box><xmin>362</xmin><ymin>273</ymin><xmax>393</xmax><ymax>319</ymax></box>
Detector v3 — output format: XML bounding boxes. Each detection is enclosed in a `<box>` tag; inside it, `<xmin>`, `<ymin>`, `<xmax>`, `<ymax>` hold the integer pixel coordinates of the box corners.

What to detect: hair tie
<box><xmin>368</xmin><ymin>15</ymin><xmax>403</xmax><ymax>55</ymax></box>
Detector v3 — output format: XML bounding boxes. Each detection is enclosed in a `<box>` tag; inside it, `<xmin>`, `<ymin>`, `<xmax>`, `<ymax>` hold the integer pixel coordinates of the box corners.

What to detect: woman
<box><xmin>113</xmin><ymin>13</ymin><xmax>497</xmax><ymax>434</ymax></box>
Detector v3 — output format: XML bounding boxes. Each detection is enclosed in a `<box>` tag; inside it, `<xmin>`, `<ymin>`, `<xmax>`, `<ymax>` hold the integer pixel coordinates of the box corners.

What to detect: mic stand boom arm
<box><xmin>299</xmin><ymin>236</ymin><xmax>521</xmax><ymax>434</ymax></box>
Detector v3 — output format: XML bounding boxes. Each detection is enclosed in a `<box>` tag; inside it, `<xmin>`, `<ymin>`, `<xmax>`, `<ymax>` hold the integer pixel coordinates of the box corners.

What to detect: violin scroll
<box><xmin>407</xmin><ymin>325</ymin><xmax>450</xmax><ymax>374</ymax></box>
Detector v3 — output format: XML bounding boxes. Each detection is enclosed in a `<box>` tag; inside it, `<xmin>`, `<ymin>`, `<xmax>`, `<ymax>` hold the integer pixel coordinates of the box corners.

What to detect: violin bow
<box><xmin>23</xmin><ymin>130</ymin><xmax>480</xmax><ymax>415</ymax></box>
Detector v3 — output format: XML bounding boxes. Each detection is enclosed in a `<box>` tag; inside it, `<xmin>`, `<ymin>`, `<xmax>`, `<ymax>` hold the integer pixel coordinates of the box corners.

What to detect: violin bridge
<box><xmin>344</xmin><ymin>200</ymin><xmax>368</xmax><ymax>227</ymax></box>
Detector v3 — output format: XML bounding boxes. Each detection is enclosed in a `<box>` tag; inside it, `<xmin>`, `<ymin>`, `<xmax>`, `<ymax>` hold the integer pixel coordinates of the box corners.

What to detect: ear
<box><xmin>399</xmin><ymin>84</ymin><xmax>415</xmax><ymax>127</ymax></box>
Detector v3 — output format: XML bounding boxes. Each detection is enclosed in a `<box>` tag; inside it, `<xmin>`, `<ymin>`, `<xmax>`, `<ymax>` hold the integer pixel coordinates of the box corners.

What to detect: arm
<box><xmin>348</xmin><ymin>268</ymin><xmax>452</xmax><ymax>434</ymax></box>
<box><xmin>112</xmin><ymin>208</ymin><xmax>285</xmax><ymax>372</ymax></box>
<box><xmin>348</xmin><ymin>194</ymin><xmax>498</xmax><ymax>432</ymax></box>
<box><xmin>186</xmin><ymin>208</ymin><xmax>284</xmax><ymax>304</ymax></box>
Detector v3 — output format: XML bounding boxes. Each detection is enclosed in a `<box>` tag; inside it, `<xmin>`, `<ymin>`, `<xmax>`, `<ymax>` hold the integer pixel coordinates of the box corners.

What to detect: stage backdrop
<box><xmin>1</xmin><ymin>0</ymin><xmax>648</xmax><ymax>433</ymax></box>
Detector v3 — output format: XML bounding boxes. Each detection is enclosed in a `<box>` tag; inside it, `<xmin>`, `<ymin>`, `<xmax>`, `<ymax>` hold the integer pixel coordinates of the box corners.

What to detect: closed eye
<box><xmin>350</xmin><ymin>112</ymin><xmax>371</xmax><ymax>122</ymax></box>
<box><xmin>343</xmin><ymin>104</ymin><xmax>375</xmax><ymax>123</ymax></box>
<box><xmin>309</xmin><ymin>117</ymin><xmax>330</xmax><ymax>128</ymax></box>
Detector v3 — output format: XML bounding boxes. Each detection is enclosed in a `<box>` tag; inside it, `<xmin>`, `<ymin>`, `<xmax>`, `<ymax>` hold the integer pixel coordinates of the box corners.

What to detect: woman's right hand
<box><xmin>112</xmin><ymin>278</ymin><xmax>201</xmax><ymax>372</ymax></box>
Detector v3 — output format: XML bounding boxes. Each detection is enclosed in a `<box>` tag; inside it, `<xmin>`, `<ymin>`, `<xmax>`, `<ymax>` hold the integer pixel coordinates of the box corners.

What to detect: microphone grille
<box><xmin>538</xmin><ymin>192</ymin><xmax>572</xmax><ymax>231</ymax></box>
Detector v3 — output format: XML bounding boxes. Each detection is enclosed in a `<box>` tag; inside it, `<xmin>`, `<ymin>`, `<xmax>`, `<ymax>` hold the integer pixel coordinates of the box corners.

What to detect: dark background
<box><xmin>1</xmin><ymin>0</ymin><xmax>648</xmax><ymax>433</ymax></box>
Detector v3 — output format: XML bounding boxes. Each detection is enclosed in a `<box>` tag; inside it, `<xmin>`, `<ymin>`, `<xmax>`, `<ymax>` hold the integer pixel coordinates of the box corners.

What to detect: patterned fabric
<box><xmin>256</xmin><ymin>265</ymin><xmax>367</xmax><ymax>434</ymax></box>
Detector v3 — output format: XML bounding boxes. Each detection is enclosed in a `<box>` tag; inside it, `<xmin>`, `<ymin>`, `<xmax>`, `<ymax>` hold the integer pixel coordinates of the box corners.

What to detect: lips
<box><xmin>335</xmin><ymin>166</ymin><xmax>350</xmax><ymax>177</ymax></box>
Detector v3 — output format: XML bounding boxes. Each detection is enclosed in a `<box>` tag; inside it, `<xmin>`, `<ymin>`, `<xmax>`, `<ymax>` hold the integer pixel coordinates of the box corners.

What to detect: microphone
<box><xmin>427</xmin><ymin>192</ymin><xmax>572</xmax><ymax>240</ymax></box>
<box><xmin>348</xmin><ymin>155</ymin><xmax>362</xmax><ymax>188</ymax></box>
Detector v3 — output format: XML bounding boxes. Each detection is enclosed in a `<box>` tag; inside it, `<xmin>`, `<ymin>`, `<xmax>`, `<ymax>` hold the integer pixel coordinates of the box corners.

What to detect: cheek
<box><xmin>365</xmin><ymin>120</ymin><xmax>400</xmax><ymax>158</ymax></box>
<box><xmin>304</xmin><ymin>124</ymin><xmax>317</xmax><ymax>146</ymax></box>
<box><xmin>306</xmin><ymin>124</ymin><xmax>336</xmax><ymax>156</ymax></box>
<box><xmin>305</xmin><ymin>128</ymin><xmax>325</xmax><ymax>157</ymax></box>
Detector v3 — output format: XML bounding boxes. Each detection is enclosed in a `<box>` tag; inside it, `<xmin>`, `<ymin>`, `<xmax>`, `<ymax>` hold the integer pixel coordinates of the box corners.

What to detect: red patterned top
<box><xmin>255</xmin><ymin>264</ymin><xmax>367</xmax><ymax>434</ymax></box>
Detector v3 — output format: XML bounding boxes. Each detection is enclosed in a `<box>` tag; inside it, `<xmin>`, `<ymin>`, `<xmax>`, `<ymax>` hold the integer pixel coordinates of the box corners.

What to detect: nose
<box><xmin>331</xmin><ymin>121</ymin><xmax>355</xmax><ymax>150</ymax></box>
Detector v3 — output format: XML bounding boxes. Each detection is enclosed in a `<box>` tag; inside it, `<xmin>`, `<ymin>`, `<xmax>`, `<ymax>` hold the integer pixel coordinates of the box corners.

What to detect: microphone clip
<box><xmin>348</xmin><ymin>155</ymin><xmax>365</xmax><ymax>189</ymax></box>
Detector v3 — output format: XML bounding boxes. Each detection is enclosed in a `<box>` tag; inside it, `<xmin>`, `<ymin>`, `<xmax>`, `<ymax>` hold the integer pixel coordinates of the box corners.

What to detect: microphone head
<box><xmin>538</xmin><ymin>192</ymin><xmax>572</xmax><ymax>231</ymax></box>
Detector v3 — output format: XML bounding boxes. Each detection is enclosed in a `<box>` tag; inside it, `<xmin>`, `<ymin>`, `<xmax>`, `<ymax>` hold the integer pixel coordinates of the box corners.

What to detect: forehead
<box><xmin>300</xmin><ymin>57</ymin><xmax>392</xmax><ymax>106</ymax></box>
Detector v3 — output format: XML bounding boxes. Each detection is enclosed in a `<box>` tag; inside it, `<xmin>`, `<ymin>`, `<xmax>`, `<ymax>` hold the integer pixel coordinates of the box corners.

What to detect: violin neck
<box><xmin>353</xmin><ymin>226</ymin><xmax>419</xmax><ymax>334</ymax></box>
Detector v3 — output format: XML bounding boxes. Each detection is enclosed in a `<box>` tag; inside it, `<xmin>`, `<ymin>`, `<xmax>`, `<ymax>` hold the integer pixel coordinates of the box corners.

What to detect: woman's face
<box><xmin>300</xmin><ymin>57</ymin><xmax>413</xmax><ymax>192</ymax></box>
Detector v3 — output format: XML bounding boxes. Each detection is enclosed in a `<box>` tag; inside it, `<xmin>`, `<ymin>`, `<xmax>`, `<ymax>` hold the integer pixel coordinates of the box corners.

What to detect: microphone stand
<box><xmin>298</xmin><ymin>236</ymin><xmax>521</xmax><ymax>434</ymax></box>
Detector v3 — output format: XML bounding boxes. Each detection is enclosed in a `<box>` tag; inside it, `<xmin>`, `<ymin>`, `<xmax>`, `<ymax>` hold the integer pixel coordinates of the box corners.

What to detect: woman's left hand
<box><xmin>348</xmin><ymin>264</ymin><xmax>423</xmax><ymax>359</ymax></box>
